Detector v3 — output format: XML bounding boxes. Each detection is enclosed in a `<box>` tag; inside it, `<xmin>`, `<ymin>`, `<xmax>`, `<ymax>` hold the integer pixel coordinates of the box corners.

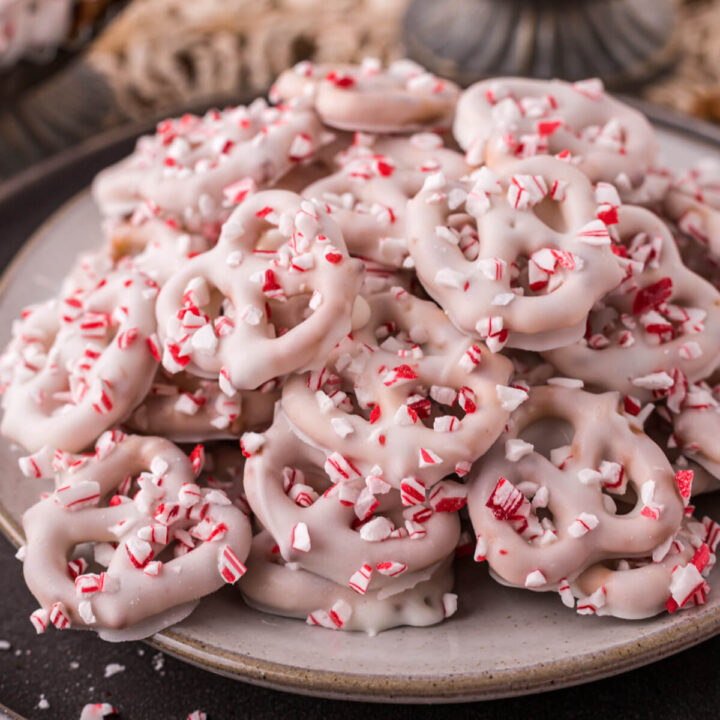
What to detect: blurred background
<box><xmin>0</xmin><ymin>0</ymin><xmax>719</xmax><ymax>179</ymax></box>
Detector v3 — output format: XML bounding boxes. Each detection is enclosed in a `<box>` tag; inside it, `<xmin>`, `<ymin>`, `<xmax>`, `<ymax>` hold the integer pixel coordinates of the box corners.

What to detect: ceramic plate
<box><xmin>1</xmin><ymin>123</ymin><xmax>719</xmax><ymax>704</ymax></box>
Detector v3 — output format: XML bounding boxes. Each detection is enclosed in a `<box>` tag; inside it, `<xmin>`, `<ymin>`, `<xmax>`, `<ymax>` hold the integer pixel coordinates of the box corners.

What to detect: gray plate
<box><xmin>0</xmin><ymin>124</ymin><xmax>719</xmax><ymax>704</ymax></box>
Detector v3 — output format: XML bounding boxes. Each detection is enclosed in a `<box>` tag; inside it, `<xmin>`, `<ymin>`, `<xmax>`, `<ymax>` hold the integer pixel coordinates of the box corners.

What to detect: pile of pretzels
<box><xmin>3</xmin><ymin>59</ymin><xmax>719</xmax><ymax>638</ymax></box>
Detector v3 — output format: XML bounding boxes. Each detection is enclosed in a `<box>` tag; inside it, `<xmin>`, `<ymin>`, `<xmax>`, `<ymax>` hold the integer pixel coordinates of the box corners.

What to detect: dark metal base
<box><xmin>403</xmin><ymin>0</ymin><xmax>678</xmax><ymax>89</ymax></box>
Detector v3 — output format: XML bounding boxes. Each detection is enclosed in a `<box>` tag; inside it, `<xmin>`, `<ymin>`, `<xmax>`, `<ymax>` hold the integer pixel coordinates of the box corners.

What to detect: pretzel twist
<box><xmin>0</xmin><ymin>269</ymin><xmax>159</xmax><ymax>452</ymax></box>
<box><xmin>664</xmin><ymin>160</ymin><xmax>720</xmax><ymax>259</ymax></box>
<box><xmin>282</xmin><ymin>289</ymin><xmax>513</xmax><ymax>486</ymax></box>
<box><xmin>303</xmin><ymin>134</ymin><xmax>469</xmax><ymax>267</ymax></box>
<box><xmin>244</xmin><ymin>412</ymin><xmax>461</xmax><ymax>594</ymax></box>
<box><xmin>453</xmin><ymin>76</ymin><xmax>658</xmax><ymax>195</ymax></box>
<box><xmin>271</xmin><ymin>59</ymin><xmax>460</xmax><ymax>134</ymax></box>
<box><xmin>467</xmin><ymin>386</ymin><xmax>685</xmax><ymax>591</ymax></box>
<box><xmin>545</xmin><ymin>206</ymin><xmax>720</xmax><ymax>397</ymax></box>
<box><xmin>406</xmin><ymin>156</ymin><xmax>624</xmax><ymax>350</ymax></box>
<box><xmin>155</xmin><ymin>190</ymin><xmax>365</xmax><ymax>391</ymax></box>
<box><xmin>92</xmin><ymin>100</ymin><xmax>330</xmax><ymax>235</ymax></box>
<box><xmin>21</xmin><ymin>433</ymin><xmax>252</xmax><ymax>638</ymax></box>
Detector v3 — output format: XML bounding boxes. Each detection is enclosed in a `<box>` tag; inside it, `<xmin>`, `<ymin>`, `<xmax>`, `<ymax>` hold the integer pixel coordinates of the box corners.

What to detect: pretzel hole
<box><xmin>187</xmin><ymin>283</ymin><xmax>232</xmax><ymax>324</ymax></box>
<box><xmin>507</xmin><ymin>490</ymin><xmax>553</xmax><ymax>544</ymax></box>
<box><xmin>535</xmin><ymin>505</ymin><xmax>554</xmax><ymax>524</ymax></box>
<box><xmin>267</xmin><ymin>294</ymin><xmax>313</xmax><ymax>337</ymax></box>
<box><xmin>518</xmin><ymin>417</ymin><xmax>575</xmax><ymax>460</ymax></box>
<box><xmin>602</xmin><ymin>556</ymin><xmax>649</xmax><ymax>571</ymax></box>
<box><xmin>601</xmin><ymin>483</ymin><xmax>638</xmax><ymax>516</ymax></box>
<box><xmin>114</xmin><ymin>471</ymin><xmax>146</xmax><ymax>498</ymax></box>
<box><xmin>534</xmin><ymin>195</ymin><xmax>569</xmax><ymax>233</ymax></box>
<box><xmin>193</xmin><ymin>443</ymin><xmax>244</xmax><ymax>491</ymax></box>
<box><xmin>254</xmin><ymin>226</ymin><xmax>289</xmax><ymax>252</ymax></box>
<box><xmin>156</xmin><ymin>542</ymin><xmax>181</xmax><ymax>562</ymax></box>
<box><xmin>299</xmin><ymin>463</ymin><xmax>334</xmax><ymax>497</ymax></box>
<box><xmin>588</xmin><ymin>293</ymin><xmax>690</xmax><ymax>348</ymax></box>
<box><xmin>585</xmin><ymin>305</ymin><xmax>618</xmax><ymax>340</ymax></box>
<box><xmin>71</xmin><ymin>545</ymin><xmax>100</xmax><ymax>571</ymax></box>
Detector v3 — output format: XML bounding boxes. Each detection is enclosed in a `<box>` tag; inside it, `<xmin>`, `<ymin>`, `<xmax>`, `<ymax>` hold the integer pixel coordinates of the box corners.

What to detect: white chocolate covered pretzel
<box><xmin>673</xmin><ymin>385</ymin><xmax>720</xmax><ymax>483</ymax></box>
<box><xmin>271</xmin><ymin>59</ymin><xmax>460</xmax><ymax>134</ymax></box>
<box><xmin>155</xmin><ymin>190</ymin><xmax>365</xmax><ymax>391</ymax></box>
<box><xmin>545</xmin><ymin>206</ymin><xmax>720</xmax><ymax>397</ymax></box>
<box><xmin>467</xmin><ymin>386</ymin><xmax>685</xmax><ymax>593</ymax></box>
<box><xmin>572</xmin><ymin>515</ymin><xmax>718</xmax><ymax>619</ymax></box>
<box><xmin>405</xmin><ymin>156</ymin><xmax>624</xmax><ymax>350</ymax></box>
<box><xmin>244</xmin><ymin>411</ymin><xmax>461</xmax><ymax>594</ymax></box>
<box><xmin>92</xmin><ymin>100</ymin><xmax>330</xmax><ymax>236</ymax></box>
<box><xmin>453</xmin><ymin>77</ymin><xmax>658</xmax><ymax>196</ymax></box>
<box><xmin>0</xmin><ymin>269</ymin><xmax>159</xmax><ymax>453</ymax></box>
<box><xmin>302</xmin><ymin>133</ymin><xmax>469</xmax><ymax>267</ymax></box>
<box><xmin>282</xmin><ymin>289</ymin><xmax>513</xmax><ymax>486</ymax></box>
<box><xmin>125</xmin><ymin>370</ymin><xmax>278</xmax><ymax>443</ymax></box>
<box><xmin>667</xmin><ymin>223</ymin><xmax>720</xmax><ymax>291</ymax></box>
<box><xmin>664</xmin><ymin>160</ymin><xmax>720</xmax><ymax>260</ymax></box>
<box><xmin>20</xmin><ymin>433</ymin><xmax>252</xmax><ymax>638</ymax></box>
<box><xmin>241</xmin><ymin>531</ymin><xmax>455</xmax><ymax>634</ymax></box>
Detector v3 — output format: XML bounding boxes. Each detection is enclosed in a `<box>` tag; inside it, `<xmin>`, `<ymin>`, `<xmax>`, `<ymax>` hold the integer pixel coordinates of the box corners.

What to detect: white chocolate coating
<box><xmin>244</xmin><ymin>411</ymin><xmax>461</xmax><ymax>592</ymax></box>
<box><xmin>241</xmin><ymin>531</ymin><xmax>454</xmax><ymax>634</ymax></box>
<box><xmin>282</xmin><ymin>290</ymin><xmax>513</xmax><ymax>486</ymax></box>
<box><xmin>271</xmin><ymin>59</ymin><xmax>460</xmax><ymax>134</ymax></box>
<box><xmin>674</xmin><ymin>400</ymin><xmax>720</xmax><ymax>483</ymax></box>
<box><xmin>198</xmin><ymin>443</ymin><xmax>248</xmax><ymax>505</ymax></box>
<box><xmin>664</xmin><ymin>160</ymin><xmax>720</xmax><ymax>259</ymax></box>
<box><xmin>21</xmin><ymin>433</ymin><xmax>252</xmax><ymax>636</ymax></box>
<box><xmin>453</xmin><ymin>77</ymin><xmax>657</xmax><ymax>194</ymax></box>
<box><xmin>467</xmin><ymin>386</ymin><xmax>685</xmax><ymax>590</ymax></box>
<box><xmin>303</xmin><ymin>134</ymin><xmax>469</xmax><ymax>267</ymax></box>
<box><xmin>92</xmin><ymin>100</ymin><xmax>329</xmax><ymax>235</ymax></box>
<box><xmin>155</xmin><ymin>190</ymin><xmax>365</xmax><ymax>391</ymax></box>
<box><xmin>545</xmin><ymin>206</ymin><xmax>720</xmax><ymax>397</ymax></box>
<box><xmin>406</xmin><ymin>156</ymin><xmax>624</xmax><ymax>348</ymax></box>
<box><xmin>0</xmin><ymin>269</ymin><xmax>159</xmax><ymax>452</ymax></box>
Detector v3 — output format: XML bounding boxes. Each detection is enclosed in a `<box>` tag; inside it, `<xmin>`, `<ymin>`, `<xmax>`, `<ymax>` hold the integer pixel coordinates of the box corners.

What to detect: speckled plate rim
<box><xmin>0</xmin><ymin>103</ymin><xmax>719</xmax><ymax>704</ymax></box>
<box><xmin>0</xmin><ymin>701</ymin><xmax>27</xmax><ymax>720</ymax></box>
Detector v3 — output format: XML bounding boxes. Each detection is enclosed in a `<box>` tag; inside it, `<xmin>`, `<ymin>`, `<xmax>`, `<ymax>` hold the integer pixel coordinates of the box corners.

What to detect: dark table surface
<box><xmin>0</xmin><ymin>113</ymin><xmax>719</xmax><ymax>720</ymax></box>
